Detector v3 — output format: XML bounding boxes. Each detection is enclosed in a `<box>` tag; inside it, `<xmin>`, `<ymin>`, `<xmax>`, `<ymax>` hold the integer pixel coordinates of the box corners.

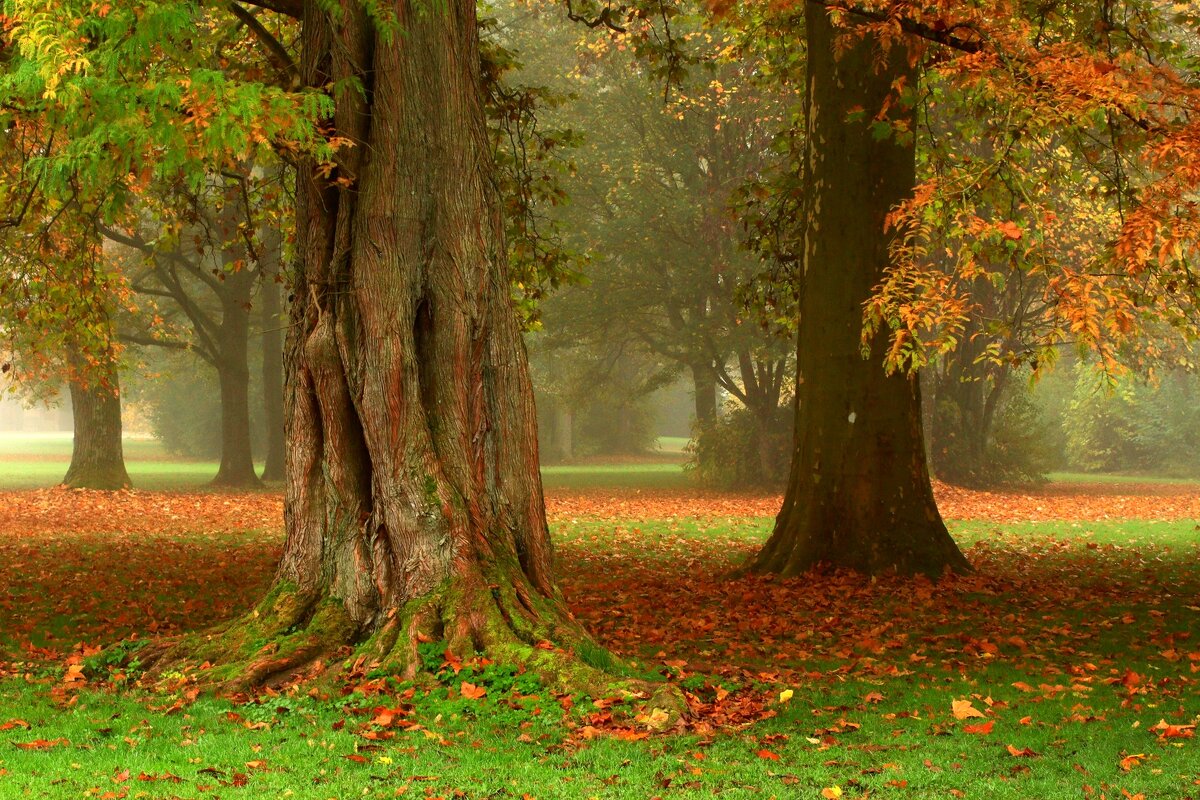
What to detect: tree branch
<box><xmin>229</xmin><ymin>3</ymin><xmax>300</xmax><ymax>88</ymax></box>
<box><xmin>234</xmin><ymin>0</ymin><xmax>301</xmax><ymax>19</ymax></box>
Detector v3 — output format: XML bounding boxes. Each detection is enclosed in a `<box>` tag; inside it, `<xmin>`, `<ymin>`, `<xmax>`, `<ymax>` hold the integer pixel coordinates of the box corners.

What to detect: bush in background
<box><xmin>686</xmin><ymin>403</ymin><xmax>792</xmax><ymax>490</ymax></box>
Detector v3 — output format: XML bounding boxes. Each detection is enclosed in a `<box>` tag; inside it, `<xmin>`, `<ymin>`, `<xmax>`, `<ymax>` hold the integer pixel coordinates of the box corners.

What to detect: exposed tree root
<box><xmin>133</xmin><ymin>575</ymin><xmax>686</xmax><ymax>726</ymax></box>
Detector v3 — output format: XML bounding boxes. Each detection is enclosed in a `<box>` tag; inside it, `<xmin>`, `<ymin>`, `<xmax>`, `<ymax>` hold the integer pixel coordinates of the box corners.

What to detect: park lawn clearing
<box><xmin>0</xmin><ymin>488</ymin><xmax>1197</xmax><ymax>798</ymax></box>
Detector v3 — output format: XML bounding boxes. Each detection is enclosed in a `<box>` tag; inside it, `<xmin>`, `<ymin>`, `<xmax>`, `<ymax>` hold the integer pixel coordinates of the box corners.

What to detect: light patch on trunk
<box><xmin>847</xmin><ymin>411</ymin><xmax>856</xmax><ymax>424</ymax></box>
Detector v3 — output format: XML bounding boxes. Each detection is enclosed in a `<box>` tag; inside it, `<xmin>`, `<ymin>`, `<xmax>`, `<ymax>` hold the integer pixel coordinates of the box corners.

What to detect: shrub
<box><xmin>686</xmin><ymin>403</ymin><xmax>792</xmax><ymax>490</ymax></box>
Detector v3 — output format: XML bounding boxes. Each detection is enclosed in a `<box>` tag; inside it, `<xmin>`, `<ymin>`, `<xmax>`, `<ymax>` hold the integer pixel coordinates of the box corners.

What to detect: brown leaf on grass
<box><xmin>952</xmin><ymin>699</ymin><xmax>986</xmax><ymax>720</ymax></box>
<box><xmin>13</xmin><ymin>738</ymin><xmax>69</xmax><ymax>750</ymax></box>
<box><xmin>1006</xmin><ymin>744</ymin><xmax>1037</xmax><ymax>757</ymax></box>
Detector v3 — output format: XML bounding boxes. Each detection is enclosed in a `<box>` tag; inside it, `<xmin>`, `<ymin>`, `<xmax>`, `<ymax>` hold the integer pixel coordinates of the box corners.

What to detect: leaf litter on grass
<box><xmin>0</xmin><ymin>483</ymin><xmax>1197</xmax><ymax>798</ymax></box>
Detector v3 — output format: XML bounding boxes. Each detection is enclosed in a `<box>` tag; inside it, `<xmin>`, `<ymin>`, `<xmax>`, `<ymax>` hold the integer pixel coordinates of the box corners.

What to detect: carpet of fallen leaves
<box><xmin>0</xmin><ymin>482</ymin><xmax>1197</xmax><ymax>734</ymax></box>
<box><xmin>3</xmin><ymin>479</ymin><xmax>1196</xmax><ymax>540</ymax></box>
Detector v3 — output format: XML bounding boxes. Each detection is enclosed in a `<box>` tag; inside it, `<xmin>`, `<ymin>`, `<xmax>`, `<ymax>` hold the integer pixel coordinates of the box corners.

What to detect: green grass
<box><xmin>0</xmin><ymin>434</ymin><xmax>693</xmax><ymax>491</ymax></box>
<box><xmin>0</xmin><ymin>434</ymin><xmax>231</xmax><ymax>491</ymax></box>
<box><xmin>656</xmin><ymin>435</ymin><xmax>691</xmax><ymax>454</ymax></box>
<box><xmin>1048</xmin><ymin>470</ymin><xmax>1200</xmax><ymax>486</ymax></box>
<box><xmin>540</xmin><ymin>462</ymin><xmax>690</xmax><ymax>491</ymax></box>
<box><xmin>3</xmin><ymin>515</ymin><xmax>1196</xmax><ymax>798</ymax></box>
<box><xmin>2</xmin><ymin>674</ymin><xmax>1192</xmax><ymax>800</ymax></box>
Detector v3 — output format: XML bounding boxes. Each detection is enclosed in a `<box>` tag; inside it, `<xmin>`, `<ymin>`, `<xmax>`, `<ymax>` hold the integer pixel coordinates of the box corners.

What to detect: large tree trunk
<box><xmin>63</xmin><ymin>353</ymin><xmax>131</xmax><ymax>491</ymax></box>
<box><xmin>148</xmin><ymin>0</ymin><xmax>641</xmax><ymax>697</ymax></box>
<box><xmin>211</xmin><ymin>267</ymin><xmax>262</xmax><ymax>488</ymax></box>
<box><xmin>751</xmin><ymin>5</ymin><xmax>969</xmax><ymax>577</ymax></box>
<box><xmin>260</xmin><ymin>236</ymin><xmax>286</xmax><ymax>482</ymax></box>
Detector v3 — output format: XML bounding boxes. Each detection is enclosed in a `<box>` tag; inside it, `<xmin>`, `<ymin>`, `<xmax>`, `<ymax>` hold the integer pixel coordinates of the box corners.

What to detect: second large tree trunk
<box><xmin>63</xmin><ymin>353</ymin><xmax>131</xmax><ymax>491</ymax></box>
<box><xmin>751</xmin><ymin>6</ymin><xmax>969</xmax><ymax>577</ymax></box>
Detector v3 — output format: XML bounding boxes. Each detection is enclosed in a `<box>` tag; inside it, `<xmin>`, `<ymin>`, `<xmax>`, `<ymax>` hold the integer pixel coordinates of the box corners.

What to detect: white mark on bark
<box><xmin>848</xmin><ymin>411</ymin><xmax>856</xmax><ymax>424</ymax></box>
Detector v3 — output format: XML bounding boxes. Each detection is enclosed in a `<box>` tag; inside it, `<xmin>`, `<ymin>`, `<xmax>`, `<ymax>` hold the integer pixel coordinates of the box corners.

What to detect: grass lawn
<box><xmin>1</xmin><ymin>493</ymin><xmax>1197</xmax><ymax>799</ymax></box>
<box><xmin>0</xmin><ymin>437</ymin><xmax>1197</xmax><ymax>797</ymax></box>
<box><xmin>1048</xmin><ymin>471</ymin><xmax>1200</xmax><ymax>487</ymax></box>
<box><xmin>0</xmin><ymin>434</ymin><xmax>695</xmax><ymax>492</ymax></box>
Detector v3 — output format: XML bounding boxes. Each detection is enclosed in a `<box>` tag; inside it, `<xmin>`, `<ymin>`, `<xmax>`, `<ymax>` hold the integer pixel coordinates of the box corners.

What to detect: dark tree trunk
<box><xmin>260</xmin><ymin>238</ymin><xmax>286</xmax><ymax>482</ymax></box>
<box><xmin>752</xmin><ymin>5</ymin><xmax>969</xmax><ymax>577</ymax></box>
<box><xmin>150</xmin><ymin>0</ymin><xmax>639</xmax><ymax>696</ymax></box>
<box><xmin>63</xmin><ymin>354</ymin><xmax>131</xmax><ymax>491</ymax></box>
<box><xmin>690</xmin><ymin>361</ymin><xmax>718</xmax><ymax>427</ymax></box>
<box><xmin>211</xmin><ymin>266</ymin><xmax>262</xmax><ymax>488</ymax></box>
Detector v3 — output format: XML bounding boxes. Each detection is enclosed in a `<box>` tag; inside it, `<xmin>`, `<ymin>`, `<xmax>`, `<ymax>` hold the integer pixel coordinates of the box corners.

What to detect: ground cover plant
<box><xmin>0</xmin><ymin>469</ymin><xmax>1197</xmax><ymax>799</ymax></box>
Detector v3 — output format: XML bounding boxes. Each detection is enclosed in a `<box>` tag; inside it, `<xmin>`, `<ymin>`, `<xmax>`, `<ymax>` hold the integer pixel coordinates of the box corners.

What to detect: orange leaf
<box><xmin>1007</xmin><ymin>744</ymin><xmax>1037</xmax><ymax>758</ymax></box>
<box><xmin>997</xmin><ymin>220</ymin><xmax>1023</xmax><ymax>240</ymax></box>
<box><xmin>14</xmin><ymin>738</ymin><xmax>69</xmax><ymax>750</ymax></box>
<box><xmin>460</xmin><ymin>681</ymin><xmax>487</xmax><ymax>700</ymax></box>
<box><xmin>1119</xmin><ymin>753</ymin><xmax>1146</xmax><ymax>771</ymax></box>
<box><xmin>962</xmin><ymin>720</ymin><xmax>994</xmax><ymax>735</ymax></box>
<box><xmin>756</xmin><ymin>749</ymin><xmax>780</xmax><ymax>761</ymax></box>
<box><xmin>951</xmin><ymin>699</ymin><xmax>985</xmax><ymax>720</ymax></box>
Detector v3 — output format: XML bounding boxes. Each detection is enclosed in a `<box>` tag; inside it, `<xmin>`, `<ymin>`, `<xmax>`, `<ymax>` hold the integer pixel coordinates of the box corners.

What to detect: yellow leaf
<box><xmin>821</xmin><ymin>787</ymin><xmax>843</xmax><ymax>799</ymax></box>
<box><xmin>779</xmin><ymin>689</ymin><xmax>794</xmax><ymax>704</ymax></box>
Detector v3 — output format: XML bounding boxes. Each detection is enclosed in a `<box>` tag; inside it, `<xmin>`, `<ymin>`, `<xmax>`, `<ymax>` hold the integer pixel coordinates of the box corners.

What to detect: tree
<box><xmin>520</xmin><ymin>13</ymin><xmax>796</xmax><ymax>482</ymax></box>
<box><xmin>1</xmin><ymin>0</ymin><xmax>666</xmax><ymax>696</ymax></box>
<box><xmin>0</xmin><ymin>80</ymin><xmax>135</xmax><ymax>490</ymax></box>
<box><xmin>107</xmin><ymin>180</ymin><xmax>275</xmax><ymax>489</ymax></box>
<box><xmin>750</xmin><ymin>4</ymin><xmax>970</xmax><ymax>576</ymax></box>
<box><xmin>62</xmin><ymin>337</ymin><xmax>132</xmax><ymax>491</ymax></box>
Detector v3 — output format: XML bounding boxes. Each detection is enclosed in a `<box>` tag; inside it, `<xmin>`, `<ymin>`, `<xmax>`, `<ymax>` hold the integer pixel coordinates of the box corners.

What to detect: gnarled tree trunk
<box><xmin>63</xmin><ymin>352</ymin><xmax>131</xmax><ymax>491</ymax></box>
<box><xmin>751</xmin><ymin>5</ymin><xmax>969</xmax><ymax>577</ymax></box>
<box><xmin>152</xmin><ymin>0</ymin><xmax>634</xmax><ymax>695</ymax></box>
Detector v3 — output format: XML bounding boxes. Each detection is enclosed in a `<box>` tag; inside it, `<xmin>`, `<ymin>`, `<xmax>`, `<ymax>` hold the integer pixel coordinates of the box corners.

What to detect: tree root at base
<box><xmin>130</xmin><ymin>577</ymin><xmax>686</xmax><ymax>727</ymax></box>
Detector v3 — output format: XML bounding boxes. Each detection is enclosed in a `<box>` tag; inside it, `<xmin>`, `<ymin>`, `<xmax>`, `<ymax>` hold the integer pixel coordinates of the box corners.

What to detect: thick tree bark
<box><xmin>211</xmin><ymin>264</ymin><xmax>263</xmax><ymax>488</ymax></box>
<box><xmin>63</xmin><ymin>354</ymin><xmax>131</xmax><ymax>491</ymax></box>
<box><xmin>751</xmin><ymin>5</ymin><xmax>969</xmax><ymax>577</ymax></box>
<box><xmin>145</xmin><ymin>0</ymin><xmax>645</xmax><ymax>696</ymax></box>
<box><xmin>260</xmin><ymin>237</ymin><xmax>286</xmax><ymax>482</ymax></box>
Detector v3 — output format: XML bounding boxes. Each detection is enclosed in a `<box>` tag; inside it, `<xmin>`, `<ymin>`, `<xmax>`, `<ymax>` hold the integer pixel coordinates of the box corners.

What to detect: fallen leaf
<box><xmin>952</xmin><ymin>699</ymin><xmax>986</xmax><ymax>720</ymax></box>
